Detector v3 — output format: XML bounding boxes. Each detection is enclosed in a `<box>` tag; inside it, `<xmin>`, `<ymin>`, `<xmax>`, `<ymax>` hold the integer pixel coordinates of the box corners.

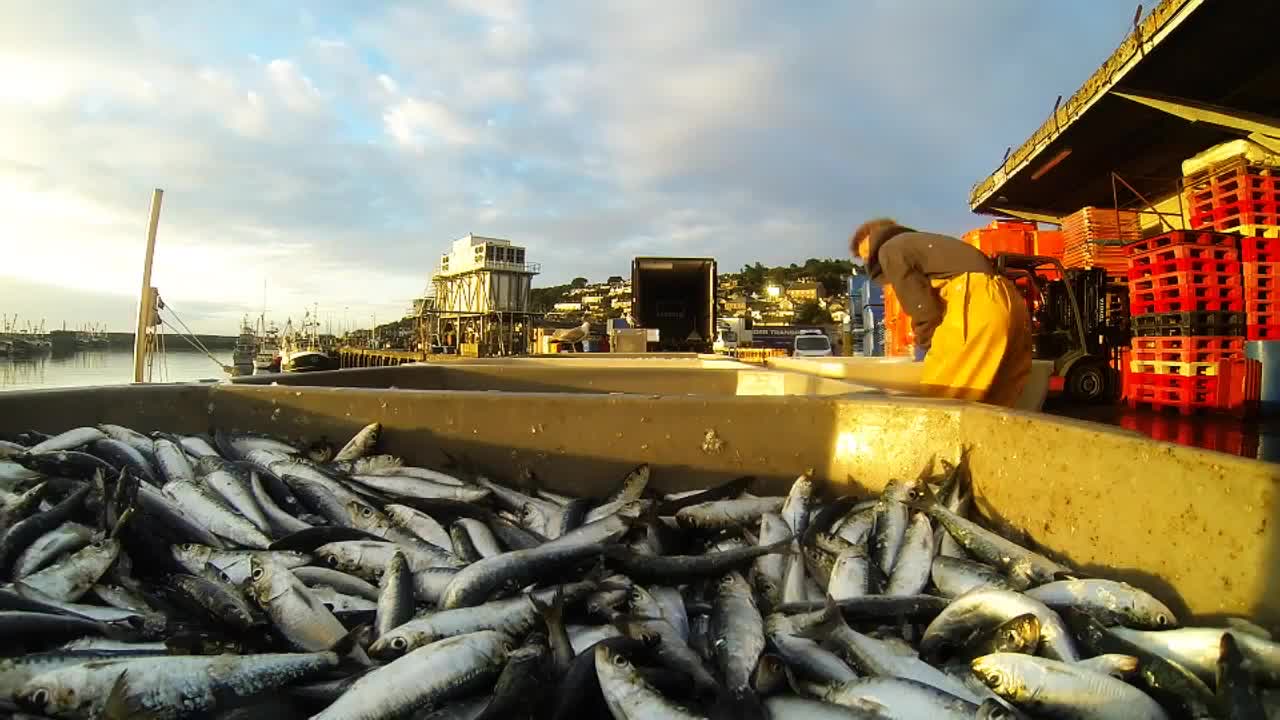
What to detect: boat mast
<box><xmin>132</xmin><ymin>188</ymin><xmax>164</xmax><ymax>383</ymax></box>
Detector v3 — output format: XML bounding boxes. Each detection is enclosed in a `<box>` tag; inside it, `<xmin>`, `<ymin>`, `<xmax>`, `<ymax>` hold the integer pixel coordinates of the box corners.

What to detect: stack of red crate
<box><xmin>1242</xmin><ymin>235</ymin><xmax>1280</xmax><ymax>340</ymax></box>
<box><xmin>1123</xmin><ymin>230</ymin><xmax>1259</xmax><ymax>415</ymax></box>
<box><xmin>1061</xmin><ymin>207</ymin><xmax>1141</xmax><ymax>276</ymax></box>
<box><xmin>1185</xmin><ymin>158</ymin><xmax>1280</xmax><ymax>239</ymax></box>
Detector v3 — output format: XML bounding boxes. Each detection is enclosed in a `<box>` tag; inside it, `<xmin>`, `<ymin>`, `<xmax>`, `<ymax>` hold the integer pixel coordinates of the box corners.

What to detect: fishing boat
<box><xmin>280</xmin><ymin>311</ymin><xmax>336</xmax><ymax>373</ymax></box>
<box><xmin>231</xmin><ymin>317</ymin><xmax>258</xmax><ymax>377</ymax></box>
<box><xmin>253</xmin><ymin>317</ymin><xmax>281</xmax><ymax>372</ymax></box>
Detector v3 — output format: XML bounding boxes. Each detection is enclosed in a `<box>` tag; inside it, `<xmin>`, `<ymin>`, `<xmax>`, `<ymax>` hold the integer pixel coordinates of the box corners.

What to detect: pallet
<box><xmin>1126</xmin><ymin>257</ymin><xmax>1240</xmax><ymax>279</ymax></box>
<box><xmin>1183</xmin><ymin>159</ymin><xmax>1280</xmax><ymax>195</ymax></box>
<box><xmin>1124</xmin><ymin>230</ymin><xmax>1238</xmax><ymax>257</ymax></box>
<box><xmin>1129</xmin><ymin>360</ymin><xmax>1220</xmax><ymax>377</ymax></box>
<box><xmin>1190</xmin><ymin>202</ymin><xmax>1280</xmax><ymax>233</ymax></box>
<box><xmin>1243</xmin><ymin>261</ymin><xmax>1280</xmax><ymax>278</ymax></box>
<box><xmin>1129</xmin><ymin>271</ymin><xmax>1241</xmax><ymax>293</ymax></box>
<box><xmin>1242</xmin><ymin>236</ymin><xmax>1280</xmax><ymax>262</ymax></box>
<box><xmin>1130</xmin><ymin>335</ymin><xmax>1244</xmax><ymax>362</ymax></box>
<box><xmin>1123</xmin><ymin>358</ymin><xmax>1260</xmax><ymax>417</ymax></box>
<box><xmin>1132</xmin><ymin>310</ymin><xmax>1245</xmax><ymax>337</ymax></box>
<box><xmin>1248</xmin><ymin>324</ymin><xmax>1280</xmax><ymax>341</ymax></box>
<box><xmin>1233</xmin><ymin>224</ymin><xmax>1280</xmax><ymax>240</ymax></box>
<box><xmin>1187</xmin><ymin>188</ymin><xmax>1280</xmax><ymax>213</ymax></box>
<box><xmin>1129</xmin><ymin>284</ymin><xmax>1243</xmax><ymax>315</ymax></box>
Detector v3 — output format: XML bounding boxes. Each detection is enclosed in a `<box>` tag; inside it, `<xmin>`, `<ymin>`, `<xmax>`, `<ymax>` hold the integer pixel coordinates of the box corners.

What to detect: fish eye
<box><xmin>325</xmin><ymin>555</ymin><xmax>339</xmax><ymax>567</ymax></box>
<box><xmin>360</xmin><ymin>506</ymin><xmax>373</xmax><ymax>518</ymax></box>
<box><xmin>391</xmin><ymin>637</ymin><xmax>408</xmax><ymax>650</ymax></box>
<box><xmin>30</xmin><ymin>689</ymin><xmax>49</xmax><ymax>707</ymax></box>
<box><xmin>611</xmin><ymin>654</ymin><xmax>629</xmax><ymax>668</ymax></box>
<box><xmin>250</xmin><ymin>568</ymin><xmax>264</xmax><ymax>581</ymax></box>
<box><xmin>1155</xmin><ymin>613</ymin><xmax>1169</xmax><ymax>627</ymax></box>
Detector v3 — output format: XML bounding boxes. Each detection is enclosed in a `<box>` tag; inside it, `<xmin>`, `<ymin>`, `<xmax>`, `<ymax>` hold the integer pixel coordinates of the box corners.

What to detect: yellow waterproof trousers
<box><xmin>920</xmin><ymin>272</ymin><xmax>1032</xmax><ymax>407</ymax></box>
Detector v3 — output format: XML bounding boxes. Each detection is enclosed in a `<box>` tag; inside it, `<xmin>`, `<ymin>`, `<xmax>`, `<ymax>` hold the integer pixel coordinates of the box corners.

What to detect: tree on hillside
<box><xmin>739</xmin><ymin>263</ymin><xmax>766</xmax><ymax>295</ymax></box>
<box><xmin>530</xmin><ymin>284</ymin><xmax>572</xmax><ymax>311</ymax></box>
<box><xmin>795</xmin><ymin>301</ymin><xmax>834</xmax><ymax>325</ymax></box>
<box><xmin>571</xmin><ymin>277</ymin><xmax>589</xmax><ymax>289</ymax></box>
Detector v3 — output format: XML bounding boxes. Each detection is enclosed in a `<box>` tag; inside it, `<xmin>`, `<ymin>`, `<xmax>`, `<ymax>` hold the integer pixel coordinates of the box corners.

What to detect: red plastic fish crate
<box><xmin>1241</xmin><ymin>236</ymin><xmax>1280</xmax><ymax>262</ymax></box>
<box><xmin>1124</xmin><ymin>230</ymin><xmax>1239</xmax><ymax>257</ymax></box>
<box><xmin>1129</xmin><ymin>285</ymin><xmax>1244</xmax><ymax>315</ymax></box>
<box><xmin>1129</xmin><ymin>271</ymin><xmax>1241</xmax><ymax>293</ymax></box>
<box><xmin>1131</xmin><ymin>254</ymin><xmax>1239</xmax><ymax>278</ymax></box>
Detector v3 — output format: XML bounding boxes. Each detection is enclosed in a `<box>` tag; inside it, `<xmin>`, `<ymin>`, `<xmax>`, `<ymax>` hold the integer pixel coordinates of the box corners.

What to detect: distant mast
<box><xmin>132</xmin><ymin>188</ymin><xmax>164</xmax><ymax>383</ymax></box>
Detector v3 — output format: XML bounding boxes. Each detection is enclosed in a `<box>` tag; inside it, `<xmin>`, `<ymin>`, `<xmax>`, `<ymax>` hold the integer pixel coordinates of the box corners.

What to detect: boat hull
<box><xmin>282</xmin><ymin>351</ymin><xmax>335</xmax><ymax>373</ymax></box>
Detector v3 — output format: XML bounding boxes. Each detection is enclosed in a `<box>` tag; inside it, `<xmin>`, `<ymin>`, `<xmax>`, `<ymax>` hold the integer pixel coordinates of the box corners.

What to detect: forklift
<box><xmin>992</xmin><ymin>253</ymin><xmax>1125</xmax><ymax>403</ymax></box>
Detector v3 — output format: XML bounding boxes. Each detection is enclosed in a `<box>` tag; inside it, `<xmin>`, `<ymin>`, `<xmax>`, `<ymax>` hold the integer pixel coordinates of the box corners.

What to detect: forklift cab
<box><xmin>992</xmin><ymin>253</ymin><xmax>1115</xmax><ymax>403</ymax></box>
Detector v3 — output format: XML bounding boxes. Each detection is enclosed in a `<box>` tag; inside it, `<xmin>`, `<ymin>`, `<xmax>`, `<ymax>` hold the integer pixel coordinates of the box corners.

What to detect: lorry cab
<box><xmin>793</xmin><ymin>330</ymin><xmax>833</xmax><ymax>357</ymax></box>
<box><xmin>712</xmin><ymin>329</ymin><xmax>739</xmax><ymax>353</ymax></box>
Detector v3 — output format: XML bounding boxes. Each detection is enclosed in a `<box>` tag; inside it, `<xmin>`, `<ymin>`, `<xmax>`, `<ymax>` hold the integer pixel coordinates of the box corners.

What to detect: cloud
<box><xmin>1</xmin><ymin>1</ymin><xmax>1132</xmax><ymax>332</ymax></box>
<box><xmin>383</xmin><ymin>97</ymin><xmax>482</xmax><ymax>149</ymax></box>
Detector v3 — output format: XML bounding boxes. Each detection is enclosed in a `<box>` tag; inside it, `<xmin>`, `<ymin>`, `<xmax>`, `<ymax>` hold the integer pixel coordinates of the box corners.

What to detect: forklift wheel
<box><xmin>1064</xmin><ymin>360</ymin><xmax>1108</xmax><ymax>404</ymax></box>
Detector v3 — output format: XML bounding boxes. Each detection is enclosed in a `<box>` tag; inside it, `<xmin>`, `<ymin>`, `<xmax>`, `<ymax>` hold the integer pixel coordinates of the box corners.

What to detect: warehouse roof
<box><xmin>970</xmin><ymin>0</ymin><xmax>1280</xmax><ymax>219</ymax></box>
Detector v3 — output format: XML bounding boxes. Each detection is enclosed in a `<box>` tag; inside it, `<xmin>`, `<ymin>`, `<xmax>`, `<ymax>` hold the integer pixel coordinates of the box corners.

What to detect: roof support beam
<box><xmin>1112</xmin><ymin>90</ymin><xmax>1280</xmax><ymax>142</ymax></box>
<box><xmin>989</xmin><ymin>207</ymin><xmax>1064</xmax><ymax>225</ymax></box>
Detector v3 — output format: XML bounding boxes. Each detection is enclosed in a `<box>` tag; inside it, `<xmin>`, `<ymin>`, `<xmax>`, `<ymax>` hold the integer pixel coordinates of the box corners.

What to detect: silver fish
<box><xmin>315</xmin><ymin>630</ymin><xmax>509</xmax><ymax>720</ymax></box>
<box><xmin>152</xmin><ymin>438</ymin><xmax>195</xmax><ymax>485</ymax></box>
<box><xmin>711</xmin><ymin>571</ymin><xmax>766</xmax><ymax>719</ymax></box>
<box><xmin>334</xmin><ymin>422</ymin><xmax>380</xmax><ymax>463</ymax></box>
<box><xmin>921</xmin><ymin>587</ymin><xmax>1079</xmax><ymax>663</ymax></box>
<box><xmin>971</xmin><ymin>652</ymin><xmax>1169</xmax><ymax>720</ymax></box>
<box><xmin>247</xmin><ymin>555</ymin><xmax>369</xmax><ymax>664</ymax></box>
<box><xmin>1025</xmin><ymin>579</ymin><xmax>1177</xmax><ymax>630</ymax></box>
<box><xmin>375</xmin><ymin>551</ymin><xmax>415</xmax><ymax>639</ymax></box>
<box><xmin>162</xmin><ymin>480</ymin><xmax>271</xmax><ymax>549</ymax></box>
<box><xmin>19</xmin><ymin>651</ymin><xmax>339</xmax><ymax>719</ymax></box>
<box><xmin>17</xmin><ymin>539</ymin><xmax>120</xmax><ymax>602</ymax></box>
<box><xmin>13</xmin><ymin>522</ymin><xmax>97</xmax><ymax>579</ymax></box>
<box><xmin>930</xmin><ymin>556</ymin><xmax>1015</xmax><ymax>598</ymax></box>
<box><xmin>28</xmin><ymin>427</ymin><xmax>106</xmax><ymax>454</ymax></box>
<box><xmin>385</xmin><ymin>504</ymin><xmax>454</xmax><ymax>550</ymax></box>
<box><xmin>885</xmin><ymin>512</ymin><xmax>933</xmax><ymax>596</ymax></box>
<box><xmin>1110</xmin><ymin>626</ymin><xmax>1280</xmax><ymax>685</ymax></box>
<box><xmin>172</xmin><ymin>544</ymin><xmax>310</xmax><ymax>585</ymax></box>
<box><xmin>595</xmin><ymin>642</ymin><xmax>707</xmax><ymax>720</ymax></box>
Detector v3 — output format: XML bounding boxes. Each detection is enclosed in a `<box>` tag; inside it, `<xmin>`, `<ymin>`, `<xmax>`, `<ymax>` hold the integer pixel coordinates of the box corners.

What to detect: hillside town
<box><xmin>533</xmin><ymin>259</ymin><xmax>856</xmax><ymax>328</ymax></box>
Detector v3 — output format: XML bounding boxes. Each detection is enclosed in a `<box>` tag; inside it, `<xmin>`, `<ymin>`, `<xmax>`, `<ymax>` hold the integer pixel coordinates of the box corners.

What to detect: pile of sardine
<box><xmin>0</xmin><ymin>424</ymin><xmax>1275</xmax><ymax>719</ymax></box>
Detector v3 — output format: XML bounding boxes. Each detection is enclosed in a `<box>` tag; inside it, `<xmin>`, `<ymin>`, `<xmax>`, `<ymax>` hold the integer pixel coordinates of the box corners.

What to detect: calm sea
<box><xmin>1</xmin><ymin>348</ymin><xmax>242</xmax><ymax>391</ymax></box>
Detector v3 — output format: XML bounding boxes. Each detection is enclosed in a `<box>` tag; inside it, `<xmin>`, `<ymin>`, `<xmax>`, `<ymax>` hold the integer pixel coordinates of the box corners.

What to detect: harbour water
<box><xmin>1</xmin><ymin>348</ymin><xmax>234</xmax><ymax>391</ymax></box>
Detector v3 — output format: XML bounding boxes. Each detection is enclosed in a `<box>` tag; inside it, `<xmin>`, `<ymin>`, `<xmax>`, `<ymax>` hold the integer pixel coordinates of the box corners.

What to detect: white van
<box><xmin>793</xmin><ymin>330</ymin><xmax>833</xmax><ymax>357</ymax></box>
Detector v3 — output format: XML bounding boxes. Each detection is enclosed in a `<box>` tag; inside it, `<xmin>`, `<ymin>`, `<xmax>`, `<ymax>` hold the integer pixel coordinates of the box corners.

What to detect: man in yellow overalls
<box><xmin>850</xmin><ymin>218</ymin><xmax>1032</xmax><ymax>407</ymax></box>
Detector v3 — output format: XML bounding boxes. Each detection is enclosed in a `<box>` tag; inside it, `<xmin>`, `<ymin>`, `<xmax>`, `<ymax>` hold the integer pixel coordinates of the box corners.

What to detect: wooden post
<box><xmin>133</xmin><ymin>189</ymin><xmax>164</xmax><ymax>383</ymax></box>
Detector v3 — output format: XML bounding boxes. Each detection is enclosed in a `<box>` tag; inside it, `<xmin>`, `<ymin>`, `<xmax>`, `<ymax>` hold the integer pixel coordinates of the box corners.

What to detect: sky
<box><xmin>0</xmin><ymin>1</ymin><xmax>1137</xmax><ymax>334</ymax></box>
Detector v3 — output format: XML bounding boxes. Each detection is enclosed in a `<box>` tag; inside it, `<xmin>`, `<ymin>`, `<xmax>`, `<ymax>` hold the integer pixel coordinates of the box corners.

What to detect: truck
<box><xmin>750</xmin><ymin>324</ymin><xmax>832</xmax><ymax>354</ymax></box>
<box><xmin>712</xmin><ymin>317</ymin><xmax>752</xmax><ymax>354</ymax></box>
<box><xmin>631</xmin><ymin>257</ymin><xmax>716</xmax><ymax>353</ymax></box>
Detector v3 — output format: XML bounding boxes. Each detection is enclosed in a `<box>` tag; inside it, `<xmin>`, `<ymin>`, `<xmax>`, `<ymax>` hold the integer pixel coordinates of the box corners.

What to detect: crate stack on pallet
<box><xmin>1184</xmin><ymin>158</ymin><xmax>1280</xmax><ymax>239</ymax></box>
<box><xmin>1123</xmin><ymin>230</ymin><xmax>1259</xmax><ymax>416</ymax></box>
<box><xmin>1184</xmin><ymin>155</ymin><xmax>1280</xmax><ymax>342</ymax></box>
<box><xmin>1061</xmin><ymin>207</ymin><xmax>1141</xmax><ymax>277</ymax></box>
<box><xmin>1243</xmin><ymin>236</ymin><xmax>1280</xmax><ymax>341</ymax></box>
